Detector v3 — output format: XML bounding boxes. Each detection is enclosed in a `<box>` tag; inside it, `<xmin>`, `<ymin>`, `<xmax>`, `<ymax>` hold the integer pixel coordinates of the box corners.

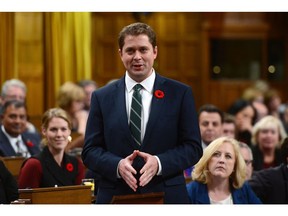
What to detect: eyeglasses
<box><xmin>244</xmin><ymin>160</ymin><xmax>253</xmax><ymax>166</ymax></box>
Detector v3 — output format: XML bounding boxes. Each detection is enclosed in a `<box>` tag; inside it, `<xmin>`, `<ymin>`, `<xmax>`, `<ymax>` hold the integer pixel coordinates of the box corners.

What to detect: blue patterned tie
<box><xmin>130</xmin><ymin>84</ymin><xmax>142</xmax><ymax>145</ymax></box>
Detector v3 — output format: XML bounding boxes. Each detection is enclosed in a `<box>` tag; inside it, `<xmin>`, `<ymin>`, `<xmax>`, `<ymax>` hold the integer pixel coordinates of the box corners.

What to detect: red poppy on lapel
<box><xmin>66</xmin><ymin>163</ymin><xmax>74</xmax><ymax>172</ymax></box>
<box><xmin>154</xmin><ymin>90</ymin><xmax>165</xmax><ymax>99</ymax></box>
<box><xmin>26</xmin><ymin>140</ymin><xmax>34</xmax><ymax>147</ymax></box>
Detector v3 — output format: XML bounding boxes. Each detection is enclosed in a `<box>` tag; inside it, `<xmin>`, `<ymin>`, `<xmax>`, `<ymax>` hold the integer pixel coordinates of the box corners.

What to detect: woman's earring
<box><xmin>67</xmin><ymin>136</ymin><xmax>72</xmax><ymax>142</ymax></box>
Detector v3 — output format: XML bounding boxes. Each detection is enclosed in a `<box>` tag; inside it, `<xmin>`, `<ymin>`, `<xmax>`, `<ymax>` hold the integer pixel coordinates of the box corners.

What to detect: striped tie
<box><xmin>130</xmin><ymin>84</ymin><xmax>142</xmax><ymax>145</ymax></box>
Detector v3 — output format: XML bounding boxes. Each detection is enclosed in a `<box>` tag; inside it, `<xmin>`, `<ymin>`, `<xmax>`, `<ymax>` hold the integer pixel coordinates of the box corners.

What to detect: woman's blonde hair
<box><xmin>251</xmin><ymin>115</ymin><xmax>287</xmax><ymax>147</ymax></box>
<box><xmin>56</xmin><ymin>81</ymin><xmax>85</xmax><ymax>110</ymax></box>
<box><xmin>41</xmin><ymin>108</ymin><xmax>72</xmax><ymax>145</ymax></box>
<box><xmin>192</xmin><ymin>136</ymin><xmax>246</xmax><ymax>189</ymax></box>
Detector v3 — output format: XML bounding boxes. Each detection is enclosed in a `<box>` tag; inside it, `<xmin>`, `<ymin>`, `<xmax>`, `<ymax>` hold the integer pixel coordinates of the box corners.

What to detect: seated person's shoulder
<box><xmin>22</xmin><ymin>157</ymin><xmax>41</xmax><ymax>169</ymax></box>
<box><xmin>75</xmin><ymin>110</ymin><xmax>89</xmax><ymax>119</ymax></box>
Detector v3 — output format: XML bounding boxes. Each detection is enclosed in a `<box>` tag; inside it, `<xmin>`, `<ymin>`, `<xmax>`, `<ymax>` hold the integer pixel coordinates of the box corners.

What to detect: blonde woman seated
<box><xmin>18</xmin><ymin>108</ymin><xmax>85</xmax><ymax>188</ymax></box>
<box><xmin>186</xmin><ymin>137</ymin><xmax>261</xmax><ymax>204</ymax></box>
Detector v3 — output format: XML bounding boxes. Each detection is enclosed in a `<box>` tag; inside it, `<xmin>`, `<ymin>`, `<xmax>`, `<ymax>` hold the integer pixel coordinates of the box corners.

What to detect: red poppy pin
<box><xmin>66</xmin><ymin>163</ymin><xmax>74</xmax><ymax>172</ymax></box>
<box><xmin>154</xmin><ymin>90</ymin><xmax>165</xmax><ymax>99</ymax></box>
<box><xmin>26</xmin><ymin>140</ymin><xmax>34</xmax><ymax>147</ymax></box>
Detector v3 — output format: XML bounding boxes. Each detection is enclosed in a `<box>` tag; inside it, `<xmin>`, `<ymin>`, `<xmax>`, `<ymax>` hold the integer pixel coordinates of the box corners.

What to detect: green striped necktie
<box><xmin>130</xmin><ymin>84</ymin><xmax>142</xmax><ymax>145</ymax></box>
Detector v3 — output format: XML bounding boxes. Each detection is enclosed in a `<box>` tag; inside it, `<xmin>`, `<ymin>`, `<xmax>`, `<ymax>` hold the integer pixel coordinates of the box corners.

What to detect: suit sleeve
<box><xmin>0</xmin><ymin>160</ymin><xmax>19</xmax><ymax>203</ymax></box>
<box><xmin>157</xmin><ymin>86</ymin><xmax>203</xmax><ymax>177</ymax></box>
<box><xmin>81</xmin><ymin>90</ymin><xmax>122</xmax><ymax>182</ymax></box>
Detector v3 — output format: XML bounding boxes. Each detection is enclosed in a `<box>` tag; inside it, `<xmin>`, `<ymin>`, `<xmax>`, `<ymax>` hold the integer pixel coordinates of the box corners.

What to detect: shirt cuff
<box><xmin>154</xmin><ymin>156</ymin><xmax>162</xmax><ymax>175</ymax></box>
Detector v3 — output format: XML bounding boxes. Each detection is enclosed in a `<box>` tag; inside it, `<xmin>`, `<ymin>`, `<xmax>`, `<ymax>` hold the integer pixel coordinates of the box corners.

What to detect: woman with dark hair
<box><xmin>227</xmin><ymin>99</ymin><xmax>257</xmax><ymax>146</ymax></box>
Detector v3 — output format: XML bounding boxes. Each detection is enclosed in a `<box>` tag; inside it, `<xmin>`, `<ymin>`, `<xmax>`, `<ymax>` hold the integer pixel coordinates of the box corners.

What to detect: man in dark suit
<box><xmin>0</xmin><ymin>100</ymin><xmax>41</xmax><ymax>157</ymax></box>
<box><xmin>0</xmin><ymin>78</ymin><xmax>39</xmax><ymax>134</ymax></box>
<box><xmin>82</xmin><ymin>22</ymin><xmax>202</xmax><ymax>204</ymax></box>
<box><xmin>249</xmin><ymin>137</ymin><xmax>288</xmax><ymax>204</ymax></box>
<box><xmin>0</xmin><ymin>160</ymin><xmax>19</xmax><ymax>204</ymax></box>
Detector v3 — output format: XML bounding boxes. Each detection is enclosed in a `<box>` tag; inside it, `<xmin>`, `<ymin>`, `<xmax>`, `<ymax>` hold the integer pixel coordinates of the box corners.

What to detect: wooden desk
<box><xmin>0</xmin><ymin>156</ymin><xmax>25</xmax><ymax>179</ymax></box>
<box><xmin>111</xmin><ymin>192</ymin><xmax>164</xmax><ymax>204</ymax></box>
<box><xmin>18</xmin><ymin>185</ymin><xmax>92</xmax><ymax>204</ymax></box>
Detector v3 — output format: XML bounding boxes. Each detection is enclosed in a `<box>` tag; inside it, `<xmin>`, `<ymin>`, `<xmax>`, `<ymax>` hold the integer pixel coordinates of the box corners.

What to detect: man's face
<box><xmin>83</xmin><ymin>84</ymin><xmax>96</xmax><ymax>109</ymax></box>
<box><xmin>222</xmin><ymin>122</ymin><xmax>236</xmax><ymax>139</ymax></box>
<box><xmin>199</xmin><ymin>111</ymin><xmax>223</xmax><ymax>145</ymax></box>
<box><xmin>240</xmin><ymin>147</ymin><xmax>253</xmax><ymax>180</ymax></box>
<box><xmin>119</xmin><ymin>34</ymin><xmax>157</xmax><ymax>83</ymax></box>
<box><xmin>1</xmin><ymin>105</ymin><xmax>27</xmax><ymax>137</ymax></box>
<box><xmin>2</xmin><ymin>86</ymin><xmax>26</xmax><ymax>104</ymax></box>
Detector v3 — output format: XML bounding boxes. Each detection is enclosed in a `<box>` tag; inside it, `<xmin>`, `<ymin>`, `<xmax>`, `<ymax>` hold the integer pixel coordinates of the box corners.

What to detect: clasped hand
<box><xmin>118</xmin><ymin>150</ymin><xmax>158</xmax><ymax>192</ymax></box>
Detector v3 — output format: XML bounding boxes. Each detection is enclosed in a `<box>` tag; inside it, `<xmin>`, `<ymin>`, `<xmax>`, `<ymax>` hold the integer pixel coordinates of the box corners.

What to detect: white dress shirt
<box><xmin>125</xmin><ymin>71</ymin><xmax>155</xmax><ymax>142</ymax></box>
<box><xmin>124</xmin><ymin>70</ymin><xmax>162</xmax><ymax>176</ymax></box>
<box><xmin>1</xmin><ymin>125</ymin><xmax>31</xmax><ymax>158</ymax></box>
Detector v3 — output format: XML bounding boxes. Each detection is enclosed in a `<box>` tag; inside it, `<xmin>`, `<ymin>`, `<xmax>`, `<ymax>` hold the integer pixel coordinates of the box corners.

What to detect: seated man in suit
<box><xmin>184</xmin><ymin>104</ymin><xmax>224</xmax><ymax>178</ymax></box>
<box><xmin>0</xmin><ymin>100</ymin><xmax>41</xmax><ymax>157</ymax></box>
<box><xmin>0</xmin><ymin>78</ymin><xmax>39</xmax><ymax>134</ymax></box>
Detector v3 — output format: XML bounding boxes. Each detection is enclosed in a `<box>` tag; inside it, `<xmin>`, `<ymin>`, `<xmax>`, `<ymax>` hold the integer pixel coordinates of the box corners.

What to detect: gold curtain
<box><xmin>0</xmin><ymin>12</ymin><xmax>16</xmax><ymax>84</ymax></box>
<box><xmin>44</xmin><ymin>12</ymin><xmax>92</xmax><ymax>108</ymax></box>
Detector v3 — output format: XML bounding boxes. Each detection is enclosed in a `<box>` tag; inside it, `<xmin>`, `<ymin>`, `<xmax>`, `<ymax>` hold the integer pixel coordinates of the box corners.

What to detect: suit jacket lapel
<box><xmin>114</xmin><ymin>78</ymin><xmax>138</xmax><ymax>149</ymax></box>
<box><xmin>0</xmin><ymin>129</ymin><xmax>16</xmax><ymax>156</ymax></box>
<box><xmin>22</xmin><ymin>134</ymin><xmax>39</xmax><ymax>155</ymax></box>
<box><xmin>142</xmin><ymin>74</ymin><xmax>166</xmax><ymax>146</ymax></box>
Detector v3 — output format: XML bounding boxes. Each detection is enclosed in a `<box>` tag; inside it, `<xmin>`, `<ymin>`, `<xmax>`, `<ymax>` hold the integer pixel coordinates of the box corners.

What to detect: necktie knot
<box><xmin>133</xmin><ymin>84</ymin><xmax>142</xmax><ymax>92</ymax></box>
<box><xmin>15</xmin><ymin>139</ymin><xmax>23</xmax><ymax>157</ymax></box>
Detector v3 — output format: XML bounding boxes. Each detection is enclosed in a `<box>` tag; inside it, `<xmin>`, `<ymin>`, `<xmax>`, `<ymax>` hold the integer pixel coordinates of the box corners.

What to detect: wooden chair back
<box><xmin>0</xmin><ymin>156</ymin><xmax>25</xmax><ymax>180</ymax></box>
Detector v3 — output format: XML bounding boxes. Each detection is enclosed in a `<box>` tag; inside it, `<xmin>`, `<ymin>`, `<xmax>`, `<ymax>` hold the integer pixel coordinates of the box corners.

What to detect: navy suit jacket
<box><xmin>249</xmin><ymin>163</ymin><xmax>288</xmax><ymax>204</ymax></box>
<box><xmin>0</xmin><ymin>160</ymin><xmax>18</xmax><ymax>204</ymax></box>
<box><xmin>82</xmin><ymin>73</ymin><xmax>202</xmax><ymax>203</ymax></box>
<box><xmin>0</xmin><ymin>127</ymin><xmax>41</xmax><ymax>157</ymax></box>
<box><xmin>186</xmin><ymin>181</ymin><xmax>262</xmax><ymax>204</ymax></box>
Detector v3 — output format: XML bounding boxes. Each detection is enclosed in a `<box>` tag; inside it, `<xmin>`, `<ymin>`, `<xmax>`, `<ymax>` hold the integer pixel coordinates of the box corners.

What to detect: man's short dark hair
<box><xmin>1</xmin><ymin>100</ymin><xmax>27</xmax><ymax>114</ymax></box>
<box><xmin>118</xmin><ymin>22</ymin><xmax>157</xmax><ymax>51</ymax></box>
<box><xmin>198</xmin><ymin>104</ymin><xmax>224</xmax><ymax>123</ymax></box>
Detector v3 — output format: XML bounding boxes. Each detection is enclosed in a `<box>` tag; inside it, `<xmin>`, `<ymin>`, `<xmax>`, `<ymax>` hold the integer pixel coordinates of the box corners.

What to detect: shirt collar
<box><xmin>1</xmin><ymin>125</ymin><xmax>22</xmax><ymax>142</ymax></box>
<box><xmin>125</xmin><ymin>69</ymin><xmax>156</xmax><ymax>94</ymax></box>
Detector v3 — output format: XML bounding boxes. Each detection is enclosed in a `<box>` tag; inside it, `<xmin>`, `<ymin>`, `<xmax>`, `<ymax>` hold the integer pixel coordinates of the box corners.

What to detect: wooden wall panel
<box><xmin>201</xmin><ymin>12</ymin><xmax>288</xmax><ymax>111</ymax></box>
<box><xmin>207</xmin><ymin>81</ymin><xmax>252</xmax><ymax>112</ymax></box>
<box><xmin>91</xmin><ymin>12</ymin><xmax>133</xmax><ymax>86</ymax></box>
<box><xmin>5</xmin><ymin>12</ymin><xmax>287</xmax><ymax>127</ymax></box>
<box><xmin>91</xmin><ymin>12</ymin><xmax>203</xmax><ymax>105</ymax></box>
<box><xmin>182</xmin><ymin>41</ymin><xmax>200</xmax><ymax>76</ymax></box>
<box><xmin>14</xmin><ymin>12</ymin><xmax>44</xmax><ymax>130</ymax></box>
<box><xmin>153</xmin><ymin>12</ymin><xmax>203</xmax><ymax>108</ymax></box>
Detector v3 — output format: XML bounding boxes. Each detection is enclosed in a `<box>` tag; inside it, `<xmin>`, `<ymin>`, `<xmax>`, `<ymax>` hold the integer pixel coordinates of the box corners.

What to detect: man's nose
<box><xmin>134</xmin><ymin>51</ymin><xmax>142</xmax><ymax>59</ymax></box>
<box><xmin>14</xmin><ymin>116</ymin><xmax>23</xmax><ymax>123</ymax></box>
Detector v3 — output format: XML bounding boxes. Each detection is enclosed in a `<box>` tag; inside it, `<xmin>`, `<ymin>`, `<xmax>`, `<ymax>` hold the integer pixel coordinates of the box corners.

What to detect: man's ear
<box><xmin>153</xmin><ymin>46</ymin><xmax>158</xmax><ymax>58</ymax></box>
<box><xmin>118</xmin><ymin>48</ymin><xmax>122</xmax><ymax>57</ymax></box>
